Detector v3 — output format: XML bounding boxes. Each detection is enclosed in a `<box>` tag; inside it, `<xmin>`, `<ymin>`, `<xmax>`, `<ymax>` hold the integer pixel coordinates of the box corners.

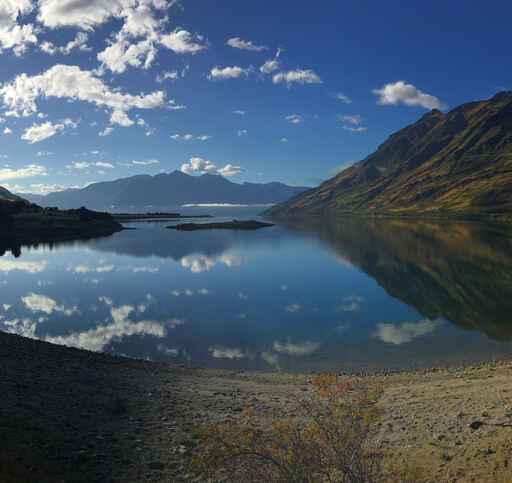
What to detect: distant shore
<box><xmin>2</xmin><ymin>330</ymin><xmax>512</xmax><ymax>482</ymax></box>
<box><xmin>112</xmin><ymin>212</ymin><xmax>213</xmax><ymax>221</ymax></box>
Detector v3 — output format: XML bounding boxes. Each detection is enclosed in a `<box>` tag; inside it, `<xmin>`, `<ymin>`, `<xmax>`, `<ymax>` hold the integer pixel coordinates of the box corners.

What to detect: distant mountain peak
<box><xmin>20</xmin><ymin>173</ymin><xmax>311</xmax><ymax>210</ymax></box>
<box><xmin>424</xmin><ymin>108</ymin><xmax>443</xmax><ymax>117</ymax></box>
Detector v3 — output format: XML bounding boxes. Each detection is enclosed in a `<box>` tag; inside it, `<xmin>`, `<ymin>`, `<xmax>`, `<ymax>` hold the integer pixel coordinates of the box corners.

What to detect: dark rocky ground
<box><xmin>2</xmin><ymin>330</ymin><xmax>512</xmax><ymax>482</ymax></box>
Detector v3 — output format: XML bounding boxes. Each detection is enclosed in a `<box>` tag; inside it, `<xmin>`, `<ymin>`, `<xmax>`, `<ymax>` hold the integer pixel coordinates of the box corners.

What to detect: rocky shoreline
<box><xmin>2</xmin><ymin>330</ymin><xmax>512</xmax><ymax>482</ymax></box>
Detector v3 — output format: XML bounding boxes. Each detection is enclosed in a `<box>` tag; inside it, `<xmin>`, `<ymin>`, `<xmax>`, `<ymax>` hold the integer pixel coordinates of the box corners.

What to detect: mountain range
<box><xmin>20</xmin><ymin>171</ymin><xmax>310</xmax><ymax>211</ymax></box>
<box><xmin>265</xmin><ymin>91</ymin><xmax>512</xmax><ymax>219</ymax></box>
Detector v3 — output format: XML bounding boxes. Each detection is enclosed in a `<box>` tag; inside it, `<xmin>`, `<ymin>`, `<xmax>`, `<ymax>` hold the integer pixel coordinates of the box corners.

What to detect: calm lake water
<box><xmin>2</xmin><ymin>209</ymin><xmax>512</xmax><ymax>373</ymax></box>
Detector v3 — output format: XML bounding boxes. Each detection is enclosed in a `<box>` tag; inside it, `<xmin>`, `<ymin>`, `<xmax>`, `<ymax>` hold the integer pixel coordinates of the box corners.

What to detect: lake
<box><xmin>1</xmin><ymin>210</ymin><xmax>512</xmax><ymax>373</ymax></box>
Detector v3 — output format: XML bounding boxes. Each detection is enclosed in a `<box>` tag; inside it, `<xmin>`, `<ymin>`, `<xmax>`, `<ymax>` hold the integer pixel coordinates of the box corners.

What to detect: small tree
<box><xmin>190</xmin><ymin>375</ymin><xmax>383</xmax><ymax>482</ymax></box>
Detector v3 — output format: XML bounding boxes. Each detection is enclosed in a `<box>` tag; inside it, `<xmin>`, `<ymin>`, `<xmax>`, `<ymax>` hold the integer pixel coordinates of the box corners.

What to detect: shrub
<box><xmin>189</xmin><ymin>375</ymin><xmax>383</xmax><ymax>482</ymax></box>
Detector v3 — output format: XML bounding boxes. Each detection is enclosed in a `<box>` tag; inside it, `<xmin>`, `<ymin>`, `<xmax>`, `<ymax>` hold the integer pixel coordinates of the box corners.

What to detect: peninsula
<box><xmin>0</xmin><ymin>189</ymin><xmax>123</xmax><ymax>251</ymax></box>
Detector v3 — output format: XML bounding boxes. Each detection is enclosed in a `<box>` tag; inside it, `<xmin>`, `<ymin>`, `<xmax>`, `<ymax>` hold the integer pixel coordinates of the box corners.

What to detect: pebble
<box><xmin>470</xmin><ymin>421</ymin><xmax>484</xmax><ymax>430</ymax></box>
<box><xmin>148</xmin><ymin>460</ymin><xmax>165</xmax><ymax>471</ymax></box>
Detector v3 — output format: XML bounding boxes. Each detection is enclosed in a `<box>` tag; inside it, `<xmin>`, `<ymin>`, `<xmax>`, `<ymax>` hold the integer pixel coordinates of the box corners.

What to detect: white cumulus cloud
<box><xmin>285</xmin><ymin>114</ymin><xmax>303</xmax><ymax>124</ymax></box>
<box><xmin>41</xmin><ymin>32</ymin><xmax>90</xmax><ymax>56</ymax></box>
<box><xmin>337</xmin><ymin>114</ymin><xmax>367</xmax><ymax>133</ymax></box>
<box><xmin>132</xmin><ymin>159</ymin><xmax>159</xmax><ymax>166</ymax></box>
<box><xmin>98</xmin><ymin>37</ymin><xmax>156</xmax><ymax>74</ymax></box>
<box><xmin>168</xmin><ymin>99</ymin><xmax>186</xmax><ymax>110</ymax></box>
<box><xmin>208</xmin><ymin>65</ymin><xmax>251</xmax><ymax>80</ymax></box>
<box><xmin>171</xmin><ymin>134</ymin><xmax>211</xmax><ymax>141</ymax></box>
<box><xmin>372</xmin><ymin>81</ymin><xmax>446</xmax><ymax>110</ymax></box>
<box><xmin>339</xmin><ymin>115</ymin><xmax>362</xmax><ymax>125</ymax></box>
<box><xmin>0</xmin><ymin>0</ymin><xmax>36</xmax><ymax>56</ymax></box>
<box><xmin>110</xmin><ymin>109</ymin><xmax>134</xmax><ymax>126</ymax></box>
<box><xmin>21</xmin><ymin>120</ymin><xmax>78</xmax><ymax>143</ymax></box>
<box><xmin>218</xmin><ymin>163</ymin><xmax>245</xmax><ymax>177</ymax></box>
<box><xmin>343</xmin><ymin>126</ymin><xmax>366</xmax><ymax>133</ymax></box>
<box><xmin>260</xmin><ymin>48</ymin><xmax>281</xmax><ymax>74</ymax></box>
<box><xmin>227</xmin><ymin>37</ymin><xmax>266</xmax><ymax>52</ymax></box>
<box><xmin>0</xmin><ymin>64</ymin><xmax>164</xmax><ymax>119</ymax></box>
<box><xmin>0</xmin><ymin>164</ymin><xmax>47</xmax><ymax>181</ymax></box>
<box><xmin>99</xmin><ymin>127</ymin><xmax>113</xmax><ymax>136</ymax></box>
<box><xmin>334</xmin><ymin>92</ymin><xmax>352</xmax><ymax>104</ymax></box>
<box><xmin>156</xmin><ymin>70</ymin><xmax>178</xmax><ymax>82</ymax></box>
<box><xmin>181</xmin><ymin>157</ymin><xmax>244</xmax><ymax>177</ymax></box>
<box><xmin>38</xmin><ymin>0</ymin><xmax>124</xmax><ymax>29</ymax></box>
<box><xmin>159</xmin><ymin>28</ymin><xmax>206</xmax><ymax>54</ymax></box>
<box><xmin>273</xmin><ymin>69</ymin><xmax>322</xmax><ymax>87</ymax></box>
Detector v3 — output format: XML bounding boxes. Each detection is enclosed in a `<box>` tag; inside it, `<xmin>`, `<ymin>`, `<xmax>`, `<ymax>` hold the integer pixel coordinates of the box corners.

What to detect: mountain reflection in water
<box><xmin>282</xmin><ymin>217</ymin><xmax>512</xmax><ymax>341</ymax></box>
<box><xmin>1</xmin><ymin>217</ymin><xmax>511</xmax><ymax>372</ymax></box>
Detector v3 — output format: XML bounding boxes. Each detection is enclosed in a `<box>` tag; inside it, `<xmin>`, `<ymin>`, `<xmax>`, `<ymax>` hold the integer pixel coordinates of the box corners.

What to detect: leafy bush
<box><xmin>190</xmin><ymin>375</ymin><xmax>383</xmax><ymax>482</ymax></box>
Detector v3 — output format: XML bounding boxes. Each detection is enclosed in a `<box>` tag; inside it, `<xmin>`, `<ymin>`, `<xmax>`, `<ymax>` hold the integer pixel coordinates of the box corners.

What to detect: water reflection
<box><xmin>1</xmin><ymin>216</ymin><xmax>512</xmax><ymax>372</ymax></box>
<box><xmin>373</xmin><ymin>318</ymin><xmax>441</xmax><ymax>345</ymax></box>
<box><xmin>87</xmin><ymin>222</ymin><xmax>291</xmax><ymax>260</ymax></box>
<box><xmin>0</xmin><ymin>259</ymin><xmax>47</xmax><ymax>274</ymax></box>
<box><xmin>283</xmin><ymin>217</ymin><xmax>512</xmax><ymax>341</ymax></box>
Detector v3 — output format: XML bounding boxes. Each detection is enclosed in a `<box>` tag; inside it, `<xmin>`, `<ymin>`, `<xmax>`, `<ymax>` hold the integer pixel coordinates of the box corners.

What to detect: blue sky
<box><xmin>0</xmin><ymin>0</ymin><xmax>510</xmax><ymax>194</ymax></box>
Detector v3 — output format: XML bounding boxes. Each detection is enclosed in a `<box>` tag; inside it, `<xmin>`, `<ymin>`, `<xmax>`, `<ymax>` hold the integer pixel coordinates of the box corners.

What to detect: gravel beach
<box><xmin>2</xmin><ymin>330</ymin><xmax>512</xmax><ymax>482</ymax></box>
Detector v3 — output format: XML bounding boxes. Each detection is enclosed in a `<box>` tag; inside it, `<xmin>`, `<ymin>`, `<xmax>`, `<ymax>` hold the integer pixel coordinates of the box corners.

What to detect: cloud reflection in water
<box><xmin>373</xmin><ymin>319</ymin><xmax>440</xmax><ymax>345</ymax></box>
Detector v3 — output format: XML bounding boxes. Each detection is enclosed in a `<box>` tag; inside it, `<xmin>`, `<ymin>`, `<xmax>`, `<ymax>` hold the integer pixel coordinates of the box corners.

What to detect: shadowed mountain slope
<box><xmin>0</xmin><ymin>186</ymin><xmax>23</xmax><ymax>202</ymax></box>
<box><xmin>265</xmin><ymin>92</ymin><xmax>512</xmax><ymax>219</ymax></box>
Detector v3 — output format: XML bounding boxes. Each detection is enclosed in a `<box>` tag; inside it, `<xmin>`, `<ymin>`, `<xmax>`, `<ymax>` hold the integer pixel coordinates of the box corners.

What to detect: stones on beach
<box><xmin>469</xmin><ymin>421</ymin><xmax>484</xmax><ymax>430</ymax></box>
<box><xmin>148</xmin><ymin>460</ymin><xmax>165</xmax><ymax>471</ymax></box>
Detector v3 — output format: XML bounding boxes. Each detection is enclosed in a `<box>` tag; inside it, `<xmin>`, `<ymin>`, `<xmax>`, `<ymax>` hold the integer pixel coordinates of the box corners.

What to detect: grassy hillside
<box><xmin>265</xmin><ymin>91</ymin><xmax>512</xmax><ymax>219</ymax></box>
